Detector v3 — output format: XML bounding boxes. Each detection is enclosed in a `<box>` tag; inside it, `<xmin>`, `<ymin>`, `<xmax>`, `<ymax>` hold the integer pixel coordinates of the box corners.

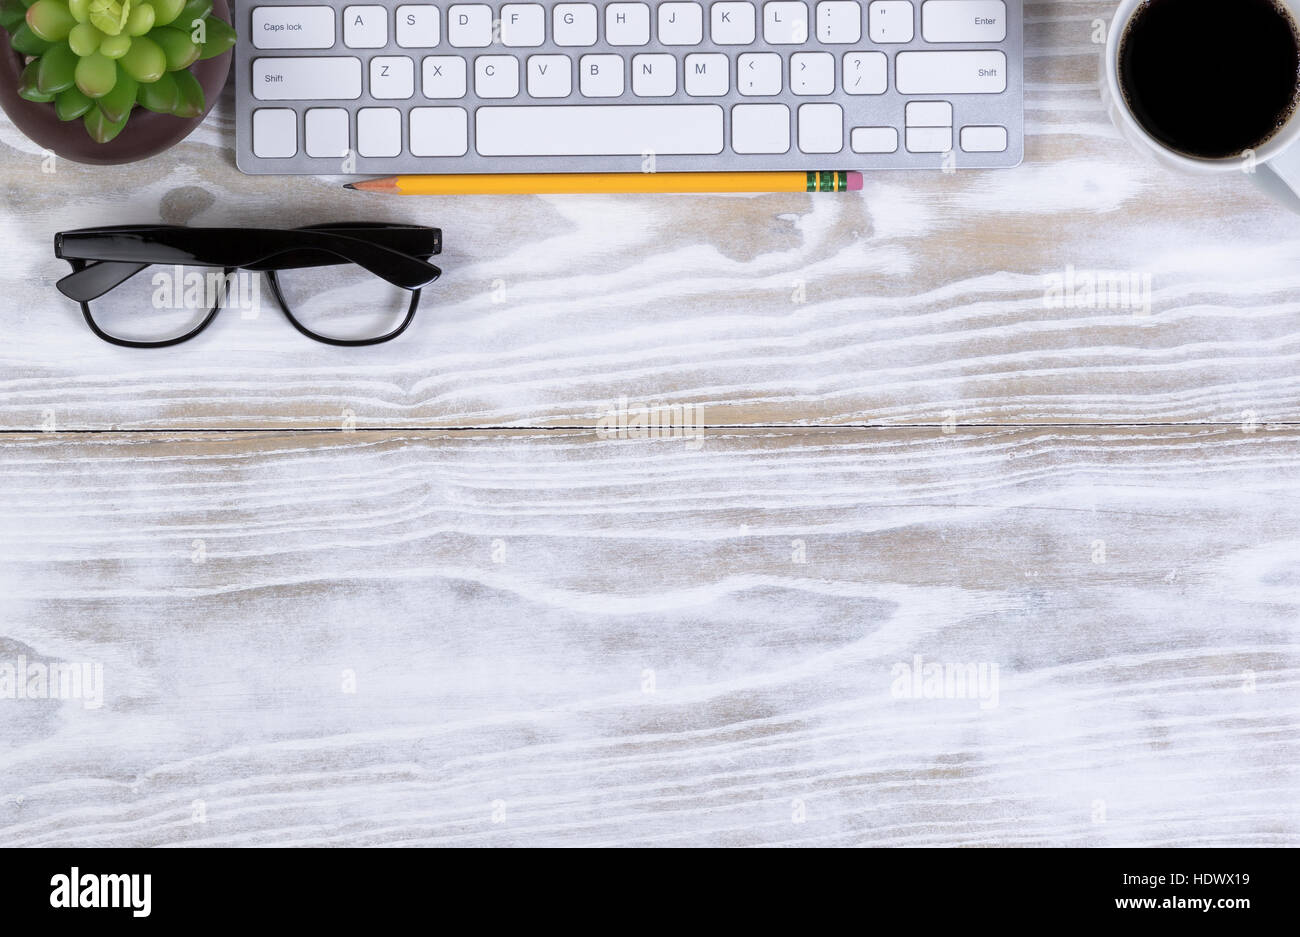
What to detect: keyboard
<box><xmin>234</xmin><ymin>0</ymin><xmax>1022</xmax><ymax>174</ymax></box>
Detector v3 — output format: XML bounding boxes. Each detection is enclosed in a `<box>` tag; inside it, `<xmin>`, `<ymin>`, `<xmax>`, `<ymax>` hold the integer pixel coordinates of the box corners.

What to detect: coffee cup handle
<box><xmin>1254</xmin><ymin>144</ymin><xmax>1300</xmax><ymax>213</ymax></box>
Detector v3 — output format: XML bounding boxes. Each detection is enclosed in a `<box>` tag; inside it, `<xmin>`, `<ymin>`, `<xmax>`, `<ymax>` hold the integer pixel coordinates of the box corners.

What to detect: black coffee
<box><xmin>1119</xmin><ymin>0</ymin><xmax>1300</xmax><ymax>159</ymax></box>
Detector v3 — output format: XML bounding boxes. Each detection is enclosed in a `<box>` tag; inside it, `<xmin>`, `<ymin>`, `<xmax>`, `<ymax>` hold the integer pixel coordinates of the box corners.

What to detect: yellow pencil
<box><xmin>345</xmin><ymin>171</ymin><xmax>863</xmax><ymax>195</ymax></box>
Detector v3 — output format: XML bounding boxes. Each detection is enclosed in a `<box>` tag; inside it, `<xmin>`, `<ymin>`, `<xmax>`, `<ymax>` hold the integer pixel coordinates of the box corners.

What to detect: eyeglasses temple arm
<box><xmin>56</xmin><ymin>261</ymin><xmax>152</xmax><ymax>302</ymax></box>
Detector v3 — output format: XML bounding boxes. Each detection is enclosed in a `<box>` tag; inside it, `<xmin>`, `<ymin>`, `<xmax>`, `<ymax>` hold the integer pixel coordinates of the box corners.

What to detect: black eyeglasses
<box><xmin>54</xmin><ymin>223</ymin><xmax>442</xmax><ymax>348</ymax></box>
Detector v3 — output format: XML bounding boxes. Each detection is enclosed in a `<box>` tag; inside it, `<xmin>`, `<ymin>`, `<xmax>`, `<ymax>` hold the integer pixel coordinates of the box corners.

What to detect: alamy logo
<box><xmin>1043</xmin><ymin>265</ymin><xmax>1152</xmax><ymax>316</ymax></box>
<box><xmin>50</xmin><ymin>868</ymin><xmax>151</xmax><ymax>918</ymax></box>
<box><xmin>151</xmin><ymin>265</ymin><xmax>261</xmax><ymax>317</ymax></box>
<box><xmin>596</xmin><ymin>396</ymin><xmax>705</xmax><ymax>449</ymax></box>
<box><xmin>890</xmin><ymin>655</ymin><xmax>1000</xmax><ymax>710</ymax></box>
<box><xmin>0</xmin><ymin>657</ymin><xmax>103</xmax><ymax>710</ymax></box>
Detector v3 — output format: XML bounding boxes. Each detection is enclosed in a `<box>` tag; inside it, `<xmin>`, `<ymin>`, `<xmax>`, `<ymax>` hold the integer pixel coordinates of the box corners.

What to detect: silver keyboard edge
<box><xmin>233</xmin><ymin>0</ymin><xmax>1023</xmax><ymax>174</ymax></box>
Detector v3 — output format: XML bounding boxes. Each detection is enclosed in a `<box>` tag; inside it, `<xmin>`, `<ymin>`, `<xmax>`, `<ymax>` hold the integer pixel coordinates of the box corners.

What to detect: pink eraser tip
<box><xmin>846</xmin><ymin>171</ymin><xmax>863</xmax><ymax>191</ymax></box>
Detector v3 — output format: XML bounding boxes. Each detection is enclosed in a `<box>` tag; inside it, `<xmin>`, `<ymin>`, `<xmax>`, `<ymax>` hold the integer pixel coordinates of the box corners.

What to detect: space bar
<box><xmin>476</xmin><ymin>105</ymin><xmax>725</xmax><ymax>156</ymax></box>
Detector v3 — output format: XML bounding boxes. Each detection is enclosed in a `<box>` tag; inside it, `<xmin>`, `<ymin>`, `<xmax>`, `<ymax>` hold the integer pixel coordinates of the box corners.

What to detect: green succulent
<box><xmin>2</xmin><ymin>0</ymin><xmax>235</xmax><ymax>142</ymax></box>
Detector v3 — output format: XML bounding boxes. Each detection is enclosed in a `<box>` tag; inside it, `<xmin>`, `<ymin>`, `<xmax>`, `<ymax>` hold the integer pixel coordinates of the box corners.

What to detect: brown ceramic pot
<box><xmin>0</xmin><ymin>0</ymin><xmax>232</xmax><ymax>165</ymax></box>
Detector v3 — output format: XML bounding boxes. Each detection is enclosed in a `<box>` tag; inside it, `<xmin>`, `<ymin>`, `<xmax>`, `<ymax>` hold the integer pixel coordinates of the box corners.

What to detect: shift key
<box><xmin>895</xmin><ymin>51</ymin><xmax>1006</xmax><ymax>94</ymax></box>
<box><xmin>253</xmin><ymin>57</ymin><xmax>362</xmax><ymax>99</ymax></box>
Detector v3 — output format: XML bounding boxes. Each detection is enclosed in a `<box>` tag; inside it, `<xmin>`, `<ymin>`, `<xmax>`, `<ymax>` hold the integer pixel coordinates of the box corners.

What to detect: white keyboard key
<box><xmin>868</xmin><ymin>0</ymin><xmax>913</xmax><ymax>42</ymax></box>
<box><xmin>922</xmin><ymin>0</ymin><xmax>1006</xmax><ymax>42</ymax></box>
<box><xmin>396</xmin><ymin>5</ymin><xmax>440</xmax><ymax>47</ymax></box>
<box><xmin>448</xmin><ymin>4</ymin><xmax>492</xmax><ymax>46</ymax></box>
<box><xmin>737</xmin><ymin>52</ymin><xmax>781</xmax><ymax>94</ymax></box>
<box><xmin>253</xmin><ymin>57</ymin><xmax>363</xmax><ymax>99</ymax></box>
<box><xmin>305</xmin><ymin>107</ymin><xmax>349</xmax><ymax>157</ymax></box>
<box><xmin>659</xmin><ymin>3</ymin><xmax>703</xmax><ymax>44</ymax></box>
<box><xmin>905</xmin><ymin>100</ymin><xmax>951</xmax><ymax>126</ymax></box>
<box><xmin>606</xmin><ymin>3</ymin><xmax>651</xmax><ymax>45</ymax></box>
<box><xmin>960</xmin><ymin>124</ymin><xmax>1007</xmax><ymax>152</ymax></box>
<box><xmin>370</xmin><ymin>56</ymin><xmax>415</xmax><ymax>98</ymax></box>
<box><xmin>684</xmin><ymin>52</ymin><xmax>728</xmax><ymax>95</ymax></box>
<box><xmin>815</xmin><ymin>1</ymin><xmax>860</xmax><ymax>43</ymax></box>
<box><xmin>763</xmin><ymin>1</ymin><xmax>808</xmax><ymax>44</ymax></box>
<box><xmin>851</xmin><ymin>125</ymin><xmax>897</xmax><ymax>152</ymax></box>
<box><xmin>423</xmin><ymin>55</ymin><xmax>467</xmax><ymax>97</ymax></box>
<box><xmin>527</xmin><ymin>54</ymin><xmax>572</xmax><ymax>97</ymax></box>
<box><xmin>501</xmin><ymin>4</ymin><xmax>546</xmax><ymax>46</ymax></box>
<box><xmin>580</xmin><ymin>53</ymin><xmax>625</xmax><ymax>96</ymax></box>
<box><xmin>252</xmin><ymin>107</ymin><xmax>297</xmax><ymax>156</ymax></box>
<box><xmin>475</xmin><ymin>103</ymin><xmax>725</xmax><ymax>154</ymax></box>
<box><xmin>342</xmin><ymin>5</ymin><xmax>386</xmax><ymax>47</ymax></box>
<box><xmin>711</xmin><ymin>2</ymin><xmax>755</xmax><ymax>43</ymax></box>
<box><xmin>842</xmin><ymin>51</ymin><xmax>886</xmax><ymax>94</ymax></box>
<box><xmin>896</xmin><ymin>50</ymin><xmax>1006</xmax><ymax>93</ymax></box>
<box><xmin>475</xmin><ymin>55</ymin><xmax>520</xmax><ymax>97</ymax></box>
<box><xmin>798</xmin><ymin>102</ymin><xmax>842</xmax><ymax>153</ymax></box>
<box><xmin>791</xmin><ymin>51</ymin><xmax>834</xmax><ymax>94</ymax></box>
<box><xmin>553</xmin><ymin>3</ymin><xmax>598</xmax><ymax>45</ymax></box>
<box><xmin>632</xmin><ymin>53</ymin><xmax>676</xmax><ymax>95</ymax></box>
<box><xmin>906</xmin><ymin>126</ymin><xmax>951</xmax><ymax>152</ymax></box>
<box><xmin>732</xmin><ymin>103</ymin><xmax>789</xmax><ymax>153</ymax></box>
<box><xmin>252</xmin><ymin>7</ymin><xmax>336</xmax><ymax>49</ymax></box>
<box><xmin>410</xmin><ymin>106</ymin><xmax>469</xmax><ymax>154</ymax></box>
<box><xmin>357</xmin><ymin>106</ymin><xmax>402</xmax><ymax>156</ymax></box>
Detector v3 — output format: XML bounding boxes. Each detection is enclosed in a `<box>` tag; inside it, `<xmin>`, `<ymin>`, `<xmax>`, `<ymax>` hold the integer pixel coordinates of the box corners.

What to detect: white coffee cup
<box><xmin>1101</xmin><ymin>0</ymin><xmax>1300</xmax><ymax>209</ymax></box>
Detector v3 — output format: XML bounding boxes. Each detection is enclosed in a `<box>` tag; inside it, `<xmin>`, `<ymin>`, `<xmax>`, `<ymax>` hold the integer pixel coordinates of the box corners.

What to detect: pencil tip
<box><xmin>343</xmin><ymin>183</ymin><xmax>356</xmax><ymax>190</ymax></box>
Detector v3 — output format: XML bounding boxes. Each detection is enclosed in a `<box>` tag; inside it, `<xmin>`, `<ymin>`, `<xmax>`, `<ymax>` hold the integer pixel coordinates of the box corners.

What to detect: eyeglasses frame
<box><xmin>54</xmin><ymin>222</ymin><xmax>442</xmax><ymax>348</ymax></box>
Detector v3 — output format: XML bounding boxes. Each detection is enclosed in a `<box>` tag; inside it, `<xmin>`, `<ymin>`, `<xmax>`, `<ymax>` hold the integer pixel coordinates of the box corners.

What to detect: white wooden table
<box><xmin>1</xmin><ymin>0</ymin><xmax>1297</xmax><ymax>846</ymax></box>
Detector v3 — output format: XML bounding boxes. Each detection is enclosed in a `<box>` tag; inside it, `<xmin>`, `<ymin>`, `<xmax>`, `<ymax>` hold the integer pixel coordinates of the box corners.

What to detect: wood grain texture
<box><xmin>2</xmin><ymin>0</ymin><xmax>1298</xmax><ymax>849</ymax></box>
<box><xmin>0</xmin><ymin>428</ymin><xmax>1296</xmax><ymax>846</ymax></box>
<box><xmin>1</xmin><ymin>1</ymin><xmax>1299</xmax><ymax>430</ymax></box>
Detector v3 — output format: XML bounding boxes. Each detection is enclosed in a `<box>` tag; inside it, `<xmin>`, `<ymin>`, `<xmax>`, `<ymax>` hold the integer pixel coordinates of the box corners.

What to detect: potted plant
<box><xmin>0</xmin><ymin>0</ymin><xmax>234</xmax><ymax>161</ymax></box>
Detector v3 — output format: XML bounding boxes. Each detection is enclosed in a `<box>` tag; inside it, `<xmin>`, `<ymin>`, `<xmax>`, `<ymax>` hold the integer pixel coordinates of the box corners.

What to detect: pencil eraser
<box><xmin>846</xmin><ymin>171</ymin><xmax>863</xmax><ymax>191</ymax></box>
